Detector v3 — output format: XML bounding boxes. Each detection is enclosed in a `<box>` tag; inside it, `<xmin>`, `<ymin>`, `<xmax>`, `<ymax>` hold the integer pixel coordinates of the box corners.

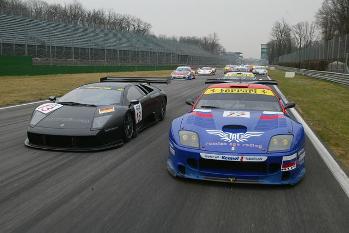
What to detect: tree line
<box><xmin>0</xmin><ymin>0</ymin><xmax>152</xmax><ymax>34</ymax></box>
<box><xmin>268</xmin><ymin>0</ymin><xmax>349</xmax><ymax>63</ymax></box>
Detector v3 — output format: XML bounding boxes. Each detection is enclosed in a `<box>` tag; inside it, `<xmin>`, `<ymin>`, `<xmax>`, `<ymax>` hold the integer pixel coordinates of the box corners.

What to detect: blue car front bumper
<box><xmin>167</xmin><ymin>140</ymin><xmax>305</xmax><ymax>185</ymax></box>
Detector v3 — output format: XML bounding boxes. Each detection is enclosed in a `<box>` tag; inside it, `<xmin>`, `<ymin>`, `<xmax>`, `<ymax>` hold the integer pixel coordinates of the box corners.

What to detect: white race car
<box><xmin>197</xmin><ymin>67</ymin><xmax>216</xmax><ymax>76</ymax></box>
<box><xmin>252</xmin><ymin>66</ymin><xmax>268</xmax><ymax>76</ymax></box>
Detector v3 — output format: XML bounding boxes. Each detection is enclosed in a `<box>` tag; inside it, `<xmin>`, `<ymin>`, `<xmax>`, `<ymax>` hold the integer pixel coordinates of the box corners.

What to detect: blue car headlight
<box><xmin>30</xmin><ymin>111</ymin><xmax>46</xmax><ymax>126</ymax></box>
<box><xmin>179</xmin><ymin>130</ymin><xmax>199</xmax><ymax>148</ymax></box>
<box><xmin>92</xmin><ymin>115</ymin><xmax>112</xmax><ymax>129</ymax></box>
<box><xmin>268</xmin><ymin>135</ymin><xmax>293</xmax><ymax>152</ymax></box>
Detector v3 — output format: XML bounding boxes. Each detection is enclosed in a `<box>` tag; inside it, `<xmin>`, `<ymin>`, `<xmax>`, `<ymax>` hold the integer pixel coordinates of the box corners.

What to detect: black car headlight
<box><xmin>179</xmin><ymin>130</ymin><xmax>199</xmax><ymax>148</ymax></box>
<box><xmin>30</xmin><ymin>111</ymin><xmax>46</xmax><ymax>126</ymax></box>
<box><xmin>268</xmin><ymin>135</ymin><xmax>293</xmax><ymax>152</ymax></box>
<box><xmin>92</xmin><ymin>115</ymin><xmax>112</xmax><ymax>129</ymax></box>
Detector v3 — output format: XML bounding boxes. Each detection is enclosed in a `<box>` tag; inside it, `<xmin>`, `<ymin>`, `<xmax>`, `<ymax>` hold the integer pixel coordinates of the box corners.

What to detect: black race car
<box><xmin>25</xmin><ymin>77</ymin><xmax>170</xmax><ymax>151</ymax></box>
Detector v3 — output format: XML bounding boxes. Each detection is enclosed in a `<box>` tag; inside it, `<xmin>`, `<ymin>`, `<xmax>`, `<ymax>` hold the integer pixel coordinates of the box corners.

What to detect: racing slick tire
<box><xmin>158</xmin><ymin>99</ymin><xmax>167</xmax><ymax>121</ymax></box>
<box><xmin>123</xmin><ymin>112</ymin><xmax>134</xmax><ymax>142</ymax></box>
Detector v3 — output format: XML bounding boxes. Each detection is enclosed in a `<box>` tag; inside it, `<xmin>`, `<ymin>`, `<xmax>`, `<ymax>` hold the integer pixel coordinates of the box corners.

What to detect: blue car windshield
<box><xmin>58</xmin><ymin>87</ymin><xmax>122</xmax><ymax>106</ymax></box>
<box><xmin>196</xmin><ymin>93</ymin><xmax>282</xmax><ymax>112</ymax></box>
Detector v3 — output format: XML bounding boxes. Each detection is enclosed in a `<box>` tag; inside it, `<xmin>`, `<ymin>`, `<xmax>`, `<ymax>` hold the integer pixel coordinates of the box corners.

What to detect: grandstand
<box><xmin>0</xmin><ymin>14</ymin><xmax>227</xmax><ymax>66</ymax></box>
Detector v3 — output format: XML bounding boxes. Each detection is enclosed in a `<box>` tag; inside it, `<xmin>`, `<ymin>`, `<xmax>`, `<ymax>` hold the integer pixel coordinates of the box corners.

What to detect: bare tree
<box><xmin>0</xmin><ymin>0</ymin><xmax>152</xmax><ymax>34</ymax></box>
<box><xmin>316</xmin><ymin>0</ymin><xmax>349</xmax><ymax>40</ymax></box>
<box><xmin>292</xmin><ymin>21</ymin><xmax>318</xmax><ymax>49</ymax></box>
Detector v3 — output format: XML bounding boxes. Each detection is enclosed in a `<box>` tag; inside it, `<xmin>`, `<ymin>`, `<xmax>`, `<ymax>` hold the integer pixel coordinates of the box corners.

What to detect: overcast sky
<box><xmin>44</xmin><ymin>0</ymin><xmax>324</xmax><ymax>58</ymax></box>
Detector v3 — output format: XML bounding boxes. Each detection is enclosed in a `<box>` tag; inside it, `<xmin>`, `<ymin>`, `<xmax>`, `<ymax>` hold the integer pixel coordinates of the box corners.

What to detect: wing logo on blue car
<box><xmin>206</xmin><ymin>130</ymin><xmax>264</xmax><ymax>143</ymax></box>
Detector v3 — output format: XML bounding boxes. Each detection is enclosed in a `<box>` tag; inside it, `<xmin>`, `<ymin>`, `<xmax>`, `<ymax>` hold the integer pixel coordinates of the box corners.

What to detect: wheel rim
<box><xmin>160</xmin><ymin>102</ymin><xmax>166</xmax><ymax>118</ymax></box>
<box><xmin>124</xmin><ymin>114</ymin><xmax>133</xmax><ymax>138</ymax></box>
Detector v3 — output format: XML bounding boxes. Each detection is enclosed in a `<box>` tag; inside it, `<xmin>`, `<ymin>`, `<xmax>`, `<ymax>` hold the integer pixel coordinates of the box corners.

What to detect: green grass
<box><xmin>269</xmin><ymin>69</ymin><xmax>349</xmax><ymax>173</ymax></box>
<box><xmin>0</xmin><ymin>70</ymin><xmax>172</xmax><ymax>106</ymax></box>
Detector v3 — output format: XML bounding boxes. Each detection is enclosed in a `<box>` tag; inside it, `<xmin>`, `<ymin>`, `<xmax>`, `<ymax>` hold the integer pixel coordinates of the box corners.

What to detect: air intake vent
<box><xmin>222</xmin><ymin>125</ymin><xmax>247</xmax><ymax>134</ymax></box>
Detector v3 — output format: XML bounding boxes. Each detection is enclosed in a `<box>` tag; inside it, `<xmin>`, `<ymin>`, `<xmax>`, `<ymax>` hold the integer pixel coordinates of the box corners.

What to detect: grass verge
<box><xmin>269</xmin><ymin>69</ymin><xmax>349</xmax><ymax>173</ymax></box>
<box><xmin>0</xmin><ymin>70</ymin><xmax>171</xmax><ymax>107</ymax></box>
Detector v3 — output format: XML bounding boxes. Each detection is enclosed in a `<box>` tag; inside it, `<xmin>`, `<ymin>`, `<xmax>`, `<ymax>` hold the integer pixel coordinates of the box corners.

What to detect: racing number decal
<box><xmin>134</xmin><ymin>103</ymin><xmax>142</xmax><ymax>124</ymax></box>
<box><xmin>36</xmin><ymin>103</ymin><xmax>63</xmax><ymax>114</ymax></box>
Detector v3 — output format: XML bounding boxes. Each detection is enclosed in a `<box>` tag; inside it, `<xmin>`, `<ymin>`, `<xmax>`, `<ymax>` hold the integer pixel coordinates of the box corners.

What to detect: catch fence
<box><xmin>278</xmin><ymin>34</ymin><xmax>349</xmax><ymax>73</ymax></box>
<box><xmin>0</xmin><ymin>14</ymin><xmax>227</xmax><ymax>66</ymax></box>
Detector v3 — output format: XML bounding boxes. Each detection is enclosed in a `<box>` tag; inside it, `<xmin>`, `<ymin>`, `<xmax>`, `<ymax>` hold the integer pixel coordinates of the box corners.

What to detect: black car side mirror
<box><xmin>49</xmin><ymin>96</ymin><xmax>56</xmax><ymax>102</ymax></box>
<box><xmin>185</xmin><ymin>98</ymin><xmax>195</xmax><ymax>106</ymax></box>
<box><xmin>130</xmin><ymin>100</ymin><xmax>140</xmax><ymax>105</ymax></box>
<box><xmin>285</xmin><ymin>102</ymin><xmax>296</xmax><ymax>109</ymax></box>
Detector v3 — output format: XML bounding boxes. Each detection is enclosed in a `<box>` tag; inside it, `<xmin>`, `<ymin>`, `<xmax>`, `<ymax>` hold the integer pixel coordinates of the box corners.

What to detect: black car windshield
<box><xmin>58</xmin><ymin>87</ymin><xmax>122</xmax><ymax>106</ymax></box>
<box><xmin>196</xmin><ymin>88</ymin><xmax>282</xmax><ymax>112</ymax></box>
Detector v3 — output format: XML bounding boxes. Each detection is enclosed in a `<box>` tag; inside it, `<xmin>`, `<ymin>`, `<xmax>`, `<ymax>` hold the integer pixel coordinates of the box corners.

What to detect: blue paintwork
<box><xmin>168</xmin><ymin>109</ymin><xmax>306</xmax><ymax>185</ymax></box>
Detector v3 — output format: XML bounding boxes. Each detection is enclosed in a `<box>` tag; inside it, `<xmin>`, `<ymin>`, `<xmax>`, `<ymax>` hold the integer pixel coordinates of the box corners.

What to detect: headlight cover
<box><xmin>268</xmin><ymin>135</ymin><xmax>293</xmax><ymax>152</ymax></box>
<box><xmin>30</xmin><ymin>111</ymin><xmax>46</xmax><ymax>126</ymax></box>
<box><xmin>92</xmin><ymin>115</ymin><xmax>112</xmax><ymax>129</ymax></box>
<box><xmin>179</xmin><ymin>130</ymin><xmax>199</xmax><ymax>148</ymax></box>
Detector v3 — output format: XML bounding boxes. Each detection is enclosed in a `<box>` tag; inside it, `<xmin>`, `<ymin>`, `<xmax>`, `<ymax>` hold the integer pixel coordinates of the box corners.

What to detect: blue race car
<box><xmin>168</xmin><ymin>80</ymin><xmax>305</xmax><ymax>185</ymax></box>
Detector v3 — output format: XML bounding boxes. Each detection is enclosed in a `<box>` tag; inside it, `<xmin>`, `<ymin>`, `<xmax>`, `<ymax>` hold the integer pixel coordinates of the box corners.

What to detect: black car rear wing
<box><xmin>100</xmin><ymin>77</ymin><xmax>171</xmax><ymax>84</ymax></box>
<box><xmin>205</xmin><ymin>78</ymin><xmax>278</xmax><ymax>86</ymax></box>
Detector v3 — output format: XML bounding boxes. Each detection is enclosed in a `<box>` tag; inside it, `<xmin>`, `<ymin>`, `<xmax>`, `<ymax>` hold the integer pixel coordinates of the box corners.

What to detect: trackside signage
<box><xmin>200</xmin><ymin>153</ymin><xmax>267</xmax><ymax>162</ymax></box>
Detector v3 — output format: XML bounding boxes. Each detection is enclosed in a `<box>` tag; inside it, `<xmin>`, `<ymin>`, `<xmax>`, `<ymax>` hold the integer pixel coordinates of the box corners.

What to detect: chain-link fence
<box><xmin>278</xmin><ymin>34</ymin><xmax>349</xmax><ymax>73</ymax></box>
<box><xmin>0</xmin><ymin>14</ymin><xmax>228</xmax><ymax>66</ymax></box>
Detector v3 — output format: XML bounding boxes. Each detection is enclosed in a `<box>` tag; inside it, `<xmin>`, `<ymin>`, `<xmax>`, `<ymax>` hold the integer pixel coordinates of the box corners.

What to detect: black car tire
<box><xmin>158</xmin><ymin>99</ymin><xmax>166</xmax><ymax>121</ymax></box>
<box><xmin>123</xmin><ymin>112</ymin><xmax>134</xmax><ymax>142</ymax></box>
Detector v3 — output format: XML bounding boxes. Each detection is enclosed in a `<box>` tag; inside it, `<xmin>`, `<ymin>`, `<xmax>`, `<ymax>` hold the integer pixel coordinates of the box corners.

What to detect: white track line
<box><xmin>0</xmin><ymin>100</ymin><xmax>48</xmax><ymax>110</ymax></box>
<box><xmin>269</xmin><ymin>76</ymin><xmax>349</xmax><ymax>197</ymax></box>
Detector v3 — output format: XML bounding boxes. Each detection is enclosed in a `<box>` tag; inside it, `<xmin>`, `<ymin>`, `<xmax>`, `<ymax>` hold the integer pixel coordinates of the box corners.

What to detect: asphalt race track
<box><xmin>0</xmin><ymin>72</ymin><xmax>348</xmax><ymax>233</ymax></box>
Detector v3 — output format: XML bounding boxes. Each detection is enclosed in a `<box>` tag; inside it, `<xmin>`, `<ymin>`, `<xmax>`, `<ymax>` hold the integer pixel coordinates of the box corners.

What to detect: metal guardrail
<box><xmin>275</xmin><ymin>66</ymin><xmax>349</xmax><ymax>86</ymax></box>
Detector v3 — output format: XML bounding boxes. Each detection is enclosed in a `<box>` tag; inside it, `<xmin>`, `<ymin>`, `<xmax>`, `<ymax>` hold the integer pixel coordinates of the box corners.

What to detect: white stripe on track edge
<box><xmin>0</xmin><ymin>100</ymin><xmax>48</xmax><ymax>110</ymax></box>
<box><xmin>269</xmin><ymin>76</ymin><xmax>349</xmax><ymax>198</ymax></box>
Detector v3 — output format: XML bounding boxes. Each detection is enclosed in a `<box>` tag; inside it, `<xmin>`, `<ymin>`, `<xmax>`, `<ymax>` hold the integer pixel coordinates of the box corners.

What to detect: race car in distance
<box><xmin>25</xmin><ymin>77</ymin><xmax>169</xmax><ymax>151</ymax></box>
<box><xmin>252</xmin><ymin>66</ymin><xmax>268</xmax><ymax>76</ymax></box>
<box><xmin>224</xmin><ymin>65</ymin><xmax>235</xmax><ymax>74</ymax></box>
<box><xmin>171</xmin><ymin>66</ymin><xmax>196</xmax><ymax>80</ymax></box>
<box><xmin>197</xmin><ymin>67</ymin><xmax>216</xmax><ymax>76</ymax></box>
<box><xmin>224</xmin><ymin>71</ymin><xmax>256</xmax><ymax>80</ymax></box>
<box><xmin>168</xmin><ymin>79</ymin><xmax>305</xmax><ymax>185</ymax></box>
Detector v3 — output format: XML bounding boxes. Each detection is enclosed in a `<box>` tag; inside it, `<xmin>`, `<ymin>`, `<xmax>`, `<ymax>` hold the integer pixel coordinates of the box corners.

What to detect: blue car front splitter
<box><xmin>167</xmin><ymin>141</ymin><xmax>305</xmax><ymax>185</ymax></box>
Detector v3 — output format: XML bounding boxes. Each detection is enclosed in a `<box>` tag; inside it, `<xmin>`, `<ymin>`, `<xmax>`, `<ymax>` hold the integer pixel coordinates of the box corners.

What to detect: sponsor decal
<box><xmin>134</xmin><ymin>103</ymin><xmax>142</xmax><ymax>124</ymax></box>
<box><xmin>223</xmin><ymin>111</ymin><xmax>250</xmax><ymax>118</ymax></box>
<box><xmin>36</xmin><ymin>103</ymin><xmax>63</xmax><ymax>114</ymax></box>
<box><xmin>98</xmin><ymin>106</ymin><xmax>115</xmax><ymax>114</ymax></box>
<box><xmin>206</xmin><ymin>130</ymin><xmax>264</xmax><ymax>143</ymax></box>
<box><xmin>204</xmin><ymin>88</ymin><xmax>274</xmax><ymax>96</ymax></box>
<box><xmin>200</xmin><ymin>153</ymin><xmax>267</xmax><ymax>162</ymax></box>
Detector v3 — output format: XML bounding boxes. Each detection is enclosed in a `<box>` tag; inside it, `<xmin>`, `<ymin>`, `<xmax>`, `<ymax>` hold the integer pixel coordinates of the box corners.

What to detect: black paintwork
<box><xmin>25</xmin><ymin>80</ymin><xmax>168</xmax><ymax>151</ymax></box>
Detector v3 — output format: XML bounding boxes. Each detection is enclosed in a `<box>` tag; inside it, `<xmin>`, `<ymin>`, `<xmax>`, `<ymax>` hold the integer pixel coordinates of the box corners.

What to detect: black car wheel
<box><xmin>158</xmin><ymin>100</ymin><xmax>166</xmax><ymax>121</ymax></box>
<box><xmin>123</xmin><ymin>113</ymin><xmax>134</xmax><ymax>142</ymax></box>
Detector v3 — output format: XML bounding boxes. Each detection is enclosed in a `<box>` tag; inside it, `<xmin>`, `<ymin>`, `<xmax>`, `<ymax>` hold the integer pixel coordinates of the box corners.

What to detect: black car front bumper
<box><xmin>25</xmin><ymin>126</ymin><xmax>123</xmax><ymax>152</ymax></box>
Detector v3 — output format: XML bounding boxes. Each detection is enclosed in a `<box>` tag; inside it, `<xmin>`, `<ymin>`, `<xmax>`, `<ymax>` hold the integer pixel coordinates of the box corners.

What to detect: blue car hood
<box><xmin>180</xmin><ymin>109</ymin><xmax>293</xmax><ymax>154</ymax></box>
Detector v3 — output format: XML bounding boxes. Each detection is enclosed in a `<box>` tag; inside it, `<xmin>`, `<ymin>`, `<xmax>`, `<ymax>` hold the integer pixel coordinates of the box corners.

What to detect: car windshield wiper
<box><xmin>58</xmin><ymin>102</ymin><xmax>97</xmax><ymax>107</ymax></box>
<box><xmin>199</xmin><ymin>105</ymin><xmax>221</xmax><ymax>109</ymax></box>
